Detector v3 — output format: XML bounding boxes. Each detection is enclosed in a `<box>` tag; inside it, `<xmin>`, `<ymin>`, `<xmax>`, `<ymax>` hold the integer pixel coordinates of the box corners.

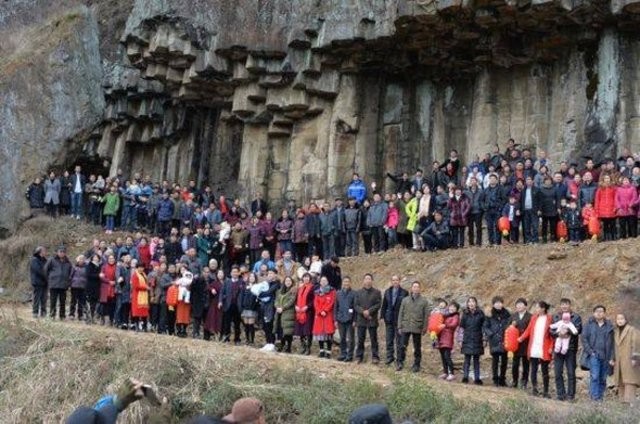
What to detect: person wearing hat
<box><xmin>223</xmin><ymin>397</ymin><xmax>265</xmax><ymax>424</ymax></box>
<box><xmin>44</xmin><ymin>246</ymin><xmax>72</xmax><ymax>320</ymax></box>
<box><xmin>30</xmin><ymin>246</ymin><xmax>49</xmax><ymax>318</ymax></box>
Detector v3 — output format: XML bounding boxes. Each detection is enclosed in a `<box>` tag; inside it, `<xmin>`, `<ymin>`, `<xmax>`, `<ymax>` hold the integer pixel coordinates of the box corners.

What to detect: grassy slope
<box><xmin>0</xmin><ymin>309</ymin><xmax>635</xmax><ymax>424</ymax></box>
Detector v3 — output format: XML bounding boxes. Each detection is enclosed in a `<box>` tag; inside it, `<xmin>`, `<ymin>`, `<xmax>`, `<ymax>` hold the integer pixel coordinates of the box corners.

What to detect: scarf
<box><xmin>296</xmin><ymin>283</ymin><xmax>313</xmax><ymax>324</ymax></box>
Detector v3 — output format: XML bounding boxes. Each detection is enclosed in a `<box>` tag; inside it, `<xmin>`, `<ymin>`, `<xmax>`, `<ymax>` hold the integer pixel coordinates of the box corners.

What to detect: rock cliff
<box><xmin>3</xmin><ymin>0</ymin><xmax>640</xmax><ymax>235</ymax></box>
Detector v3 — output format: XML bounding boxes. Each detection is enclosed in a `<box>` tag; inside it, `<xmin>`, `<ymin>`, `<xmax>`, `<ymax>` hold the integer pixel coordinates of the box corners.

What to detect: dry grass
<box><xmin>0</xmin><ymin>308</ymin><xmax>637</xmax><ymax>424</ymax></box>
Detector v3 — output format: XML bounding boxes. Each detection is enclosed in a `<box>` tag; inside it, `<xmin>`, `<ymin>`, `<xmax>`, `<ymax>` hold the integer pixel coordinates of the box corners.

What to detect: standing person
<box><xmin>295</xmin><ymin>272</ymin><xmax>315</xmax><ymax>355</ymax></box>
<box><xmin>381</xmin><ymin>275</ymin><xmax>408</xmax><ymax>366</ymax></box>
<box><xmin>258</xmin><ymin>270</ymin><xmax>281</xmax><ymax>350</ymax></box>
<box><xmin>511</xmin><ymin>298</ymin><xmax>532</xmax><ymax>389</ymax></box>
<box><xmin>156</xmin><ymin>192</ymin><xmax>174</xmax><ymax>238</ymax></box>
<box><xmin>481</xmin><ymin>174</ymin><xmax>505</xmax><ymax>246</ymax></box>
<box><xmin>396</xmin><ymin>281</ymin><xmax>429</xmax><ymax>373</ymax></box>
<box><xmin>85</xmin><ymin>254</ymin><xmax>102</xmax><ymax>324</ymax></box>
<box><xmin>70</xmin><ymin>165</ymin><xmax>86</xmax><ymax>219</ymax></box>
<box><xmin>385</xmin><ymin>201</ymin><xmax>399</xmax><ymax>248</ymax></box>
<box><xmin>30</xmin><ymin>246</ymin><xmax>48</xmax><ymax>318</ymax></box>
<box><xmin>448</xmin><ymin>187</ymin><xmax>470</xmax><ymax>248</ymax></box>
<box><xmin>44</xmin><ymin>172</ymin><xmax>61</xmax><ymax>218</ymax></box>
<box><xmin>175</xmin><ymin>267</ymin><xmax>192</xmax><ymax>337</ymax></box>
<box><xmin>130</xmin><ymin>261</ymin><xmax>150</xmax><ymax>332</ymax></box>
<box><xmin>521</xmin><ymin>176</ymin><xmax>541</xmax><ymax>244</ymax></box>
<box><xmin>219</xmin><ymin>266</ymin><xmax>244</xmax><ymax>344</ymax></box>
<box><xmin>615</xmin><ymin>176</ymin><xmax>638</xmax><ymax>239</ymax></box>
<box><xmin>238</xmin><ymin>273</ymin><xmax>259</xmax><ymax>346</ymax></box>
<box><xmin>518</xmin><ymin>301</ymin><xmax>554</xmax><ymax>398</ymax></box>
<box><xmin>354</xmin><ymin>274</ymin><xmax>382</xmax><ymax>365</ymax></box>
<box><xmin>44</xmin><ymin>246</ymin><xmax>72</xmax><ymax>320</ymax></box>
<box><xmin>539</xmin><ymin>176</ymin><xmax>560</xmax><ymax>243</ymax></box>
<box><xmin>275</xmin><ymin>276</ymin><xmax>297</xmax><ymax>353</ymax></box>
<box><xmin>483</xmin><ymin>297</ymin><xmax>511</xmax><ymax>387</ymax></box>
<box><xmin>319</xmin><ymin>203</ymin><xmax>337</xmax><ymax>260</ymax></box>
<box><xmin>275</xmin><ymin>209</ymin><xmax>294</xmax><ymax>256</ymax></box>
<box><xmin>313</xmin><ymin>276</ymin><xmax>336</xmax><ymax>358</ymax></box>
<box><xmin>595</xmin><ymin>175</ymin><xmax>617</xmax><ymax>241</ymax></box>
<box><xmin>551</xmin><ymin>298</ymin><xmax>582</xmax><ymax>401</ymax></box>
<box><xmin>69</xmin><ymin>255</ymin><xmax>88</xmax><ymax>321</ymax></box>
<box><xmin>99</xmin><ymin>254</ymin><xmax>117</xmax><ymax>326</ymax></box>
<box><xmin>582</xmin><ymin>305</ymin><xmax>615</xmax><ymax>401</ymax></box>
<box><xmin>115</xmin><ymin>255</ymin><xmax>133</xmax><ymax>329</ymax></box>
<box><xmin>189</xmin><ymin>268</ymin><xmax>208</xmax><ymax>339</ymax></box>
<box><xmin>333</xmin><ymin>198</ymin><xmax>347</xmax><ymax>257</ymax></box>
<box><xmin>368</xmin><ymin>193</ymin><xmax>388</xmax><ymax>252</ymax></box>
<box><xmin>261</xmin><ymin>212</ymin><xmax>277</xmax><ymax>260</ymax></box>
<box><xmin>204</xmin><ymin>269</ymin><xmax>224</xmax><ymax>341</ymax></box>
<box><xmin>464</xmin><ymin>177</ymin><xmax>483</xmax><ymax>246</ymax></box>
<box><xmin>360</xmin><ymin>199</ymin><xmax>373</xmax><ymax>254</ymax></box>
<box><xmin>102</xmin><ymin>185</ymin><xmax>120</xmax><ymax>234</ymax></box>
<box><xmin>460</xmin><ymin>296</ymin><xmax>485</xmax><ymax>384</ymax></box>
<box><xmin>347</xmin><ymin>173</ymin><xmax>367</xmax><ymax>205</ymax></box>
<box><xmin>334</xmin><ymin>276</ymin><xmax>356</xmax><ymax>362</ymax></box>
<box><xmin>26</xmin><ymin>177</ymin><xmax>46</xmax><ymax>216</ymax></box>
<box><xmin>612</xmin><ymin>313</ymin><xmax>640</xmax><ymax>406</ymax></box>
<box><xmin>437</xmin><ymin>301</ymin><xmax>460</xmax><ymax>381</ymax></box>
<box><xmin>292</xmin><ymin>209</ymin><xmax>309</xmax><ymax>263</ymax></box>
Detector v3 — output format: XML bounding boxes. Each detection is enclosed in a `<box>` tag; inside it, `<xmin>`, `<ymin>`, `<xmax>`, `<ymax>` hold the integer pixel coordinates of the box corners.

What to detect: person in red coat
<box><xmin>594</xmin><ymin>175</ymin><xmax>617</xmax><ymax>241</ymax></box>
<box><xmin>615</xmin><ymin>176</ymin><xmax>638</xmax><ymax>239</ymax></box>
<box><xmin>130</xmin><ymin>261</ymin><xmax>150</xmax><ymax>331</ymax></box>
<box><xmin>99</xmin><ymin>254</ymin><xmax>117</xmax><ymax>326</ymax></box>
<box><xmin>447</xmin><ymin>188</ymin><xmax>470</xmax><ymax>248</ymax></box>
<box><xmin>313</xmin><ymin>276</ymin><xmax>336</xmax><ymax>359</ymax></box>
<box><xmin>518</xmin><ymin>301</ymin><xmax>554</xmax><ymax>398</ymax></box>
<box><xmin>438</xmin><ymin>302</ymin><xmax>460</xmax><ymax>381</ymax></box>
<box><xmin>137</xmin><ymin>237</ymin><xmax>152</xmax><ymax>271</ymax></box>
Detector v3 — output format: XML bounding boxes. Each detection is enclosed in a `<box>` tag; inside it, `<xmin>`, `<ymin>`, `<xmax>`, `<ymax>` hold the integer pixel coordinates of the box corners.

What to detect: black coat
<box><xmin>85</xmin><ymin>261</ymin><xmax>102</xmax><ymax>301</ymax></box>
<box><xmin>220</xmin><ymin>278</ymin><xmax>244</xmax><ymax>312</ymax></box>
<box><xmin>321</xmin><ymin>263</ymin><xmax>342</xmax><ymax>291</ymax></box>
<box><xmin>512</xmin><ymin>311</ymin><xmax>532</xmax><ymax>357</ymax></box>
<box><xmin>27</xmin><ymin>183</ymin><xmax>45</xmax><ymax>209</ymax></box>
<box><xmin>539</xmin><ymin>185</ymin><xmax>559</xmax><ymax>217</ymax></box>
<box><xmin>165</xmin><ymin>241</ymin><xmax>182</xmax><ymax>265</ymax></box>
<box><xmin>190</xmin><ymin>276</ymin><xmax>208</xmax><ymax>319</ymax></box>
<box><xmin>381</xmin><ymin>286</ymin><xmax>408</xmax><ymax>325</ymax></box>
<box><xmin>519</xmin><ymin>186</ymin><xmax>541</xmax><ymax>213</ymax></box>
<box><xmin>483</xmin><ymin>307</ymin><xmax>512</xmax><ymax>354</ymax></box>
<box><xmin>30</xmin><ymin>254</ymin><xmax>48</xmax><ymax>287</ymax></box>
<box><xmin>461</xmin><ymin>308</ymin><xmax>485</xmax><ymax>355</ymax></box>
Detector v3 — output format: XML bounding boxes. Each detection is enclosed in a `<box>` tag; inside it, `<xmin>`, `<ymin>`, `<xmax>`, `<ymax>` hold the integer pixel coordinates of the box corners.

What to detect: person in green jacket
<box><xmin>103</xmin><ymin>185</ymin><xmax>120</xmax><ymax>234</ymax></box>
<box><xmin>405</xmin><ymin>191</ymin><xmax>422</xmax><ymax>250</ymax></box>
<box><xmin>396</xmin><ymin>281</ymin><xmax>430</xmax><ymax>373</ymax></box>
<box><xmin>196</xmin><ymin>229</ymin><xmax>213</xmax><ymax>268</ymax></box>
<box><xmin>275</xmin><ymin>276</ymin><xmax>297</xmax><ymax>353</ymax></box>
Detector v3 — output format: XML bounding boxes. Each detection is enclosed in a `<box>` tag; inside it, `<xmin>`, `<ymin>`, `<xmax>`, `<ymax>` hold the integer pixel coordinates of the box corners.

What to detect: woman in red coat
<box><xmin>518</xmin><ymin>301</ymin><xmax>554</xmax><ymax>398</ymax></box>
<box><xmin>437</xmin><ymin>302</ymin><xmax>460</xmax><ymax>381</ymax></box>
<box><xmin>594</xmin><ymin>175</ymin><xmax>617</xmax><ymax>241</ymax></box>
<box><xmin>313</xmin><ymin>276</ymin><xmax>336</xmax><ymax>359</ymax></box>
<box><xmin>137</xmin><ymin>237</ymin><xmax>152</xmax><ymax>271</ymax></box>
<box><xmin>99</xmin><ymin>254</ymin><xmax>117</xmax><ymax>326</ymax></box>
<box><xmin>130</xmin><ymin>261</ymin><xmax>150</xmax><ymax>331</ymax></box>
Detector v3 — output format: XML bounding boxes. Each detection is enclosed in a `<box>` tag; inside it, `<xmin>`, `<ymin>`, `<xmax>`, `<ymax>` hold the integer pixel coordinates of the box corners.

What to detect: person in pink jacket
<box><xmin>615</xmin><ymin>176</ymin><xmax>638</xmax><ymax>238</ymax></box>
<box><xmin>385</xmin><ymin>201</ymin><xmax>399</xmax><ymax>248</ymax></box>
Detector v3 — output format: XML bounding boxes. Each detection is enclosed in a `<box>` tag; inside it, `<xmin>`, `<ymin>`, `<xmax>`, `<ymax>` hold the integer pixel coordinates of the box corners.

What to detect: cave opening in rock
<box><xmin>73</xmin><ymin>154</ymin><xmax>111</xmax><ymax>179</ymax></box>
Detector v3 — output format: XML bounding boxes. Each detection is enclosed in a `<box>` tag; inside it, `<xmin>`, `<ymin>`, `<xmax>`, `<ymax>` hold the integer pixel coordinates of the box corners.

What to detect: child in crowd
<box><xmin>177</xmin><ymin>270</ymin><xmax>193</xmax><ymax>304</ymax></box>
<box><xmin>501</xmin><ymin>195</ymin><xmax>520</xmax><ymax>243</ymax></box>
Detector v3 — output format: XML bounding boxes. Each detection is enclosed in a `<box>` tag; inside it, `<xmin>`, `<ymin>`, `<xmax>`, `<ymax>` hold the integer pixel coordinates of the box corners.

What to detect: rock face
<box><xmin>4</xmin><ymin>0</ymin><xmax>640</xmax><ymax>234</ymax></box>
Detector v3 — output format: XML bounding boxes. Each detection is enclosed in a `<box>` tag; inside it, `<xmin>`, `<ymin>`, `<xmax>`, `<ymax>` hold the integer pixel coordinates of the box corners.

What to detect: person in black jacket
<box><xmin>511</xmin><ymin>298</ymin><xmax>532</xmax><ymax>389</ymax></box>
<box><xmin>539</xmin><ymin>176</ymin><xmax>560</xmax><ymax>243</ymax></box>
<box><xmin>30</xmin><ymin>246</ymin><xmax>48</xmax><ymax>318</ymax></box>
<box><xmin>520</xmin><ymin>177</ymin><xmax>541</xmax><ymax>244</ymax></box>
<box><xmin>386</xmin><ymin>171</ymin><xmax>412</xmax><ymax>195</ymax></box>
<box><xmin>551</xmin><ymin>298</ymin><xmax>582</xmax><ymax>401</ymax></box>
<box><xmin>380</xmin><ymin>276</ymin><xmax>408</xmax><ymax>365</ymax></box>
<box><xmin>335</xmin><ymin>277</ymin><xmax>356</xmax><ymax>362</ymax></box>
<box><xmin>320</xmin><ymin>256</ymin><xmax>342</xmax><ymax>291</ymax></box>
<box><xmin>26</xmin><ymin>177</ymin><xmax>46</xmax><ymax>214</ymax></box>
<box><xmin>483</xmin><ymin>296</ymin><xmax>511</xmax><ymax>387</ymax></box>
<box><xmin>481</xmin><ymin>174</ymin><xmax>505</xmax><ymax>246</ymax></box>
<box><xmin>460</xmin><ymin>296</ymin><xmax>485</xmax><ymax>384</ymax></box>
<box><xmin>219</xmin><ymin>266</ymin><xmax>244</xmax><ymax>344</ymax></box>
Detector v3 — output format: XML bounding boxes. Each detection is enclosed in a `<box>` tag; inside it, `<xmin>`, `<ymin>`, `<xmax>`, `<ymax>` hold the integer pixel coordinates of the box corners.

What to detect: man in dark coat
<box><xmin>354</xmin><ymin>274</ymin><xmax>382</xmax><ymax>364</ymax></box>
<box><xmin>511</xmin><ymin>298</ymin><xmax>532</xmax><ymax>389</ymax></box>
<box><xmin>481</xmin><ymin>174</ymin><xmax>506</xmax><ymax>246</ymax></box>
<box><xmin>320</xmin><ymin>256</ymin><xmax>342</xmax><ymax>291</ymax></box>
<box><xmin>380</xmin><ymin>275</ymin><xmax>408</xmax><ymax>365</ymax></box>
<box><xmin>539</xmin><ymin>176</ymin><xmax>560</xmax><ymax>243</ymax></box>
<box><xmin>520</xmin><ymin>177</ymin><xmax>541</xmax><ymax>244</ymax></box>
<box><xmin>334</xmin><ymin>277</ymin><xmax>356</xmax><ymax>362</ymax></box>
<box><xmin>26</xmin><ymin>177</ymin><xmax>46</xmax><ymax>214</ymax></box>
<box><xmin>551</xmin><ymin>298</ymin><xmax>582</xmax><ymax>401</ymax></box>
<box><xmin>30</xmin><ymin>246</ymin><xmax>48</xmax><ymax>318</ymax></box>
<box><xmin>219</xmin><ymin>266</ymin><xmax>244</xmax><ymax>344</ymax></box>
<box><xmin>483</xmin><ymin>297</ymin><xmax>511</xmax><ymax>387</ymax></box>
<box><xmin>44</xmin><ymin>246</ymin><xmax>72</xmax><ymax>320</ymax></box>
<box><xmin>250</xmin><ymin>192</ymin><xmax>268</xmax><ymax>217</ymax></box>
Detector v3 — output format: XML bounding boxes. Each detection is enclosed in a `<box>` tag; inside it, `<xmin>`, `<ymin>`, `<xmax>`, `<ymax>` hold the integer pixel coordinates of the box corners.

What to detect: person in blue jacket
<box><xmin>347</xmin><ymin>173</ymin><xmax>367</xmax><ymax>206</ymax></box>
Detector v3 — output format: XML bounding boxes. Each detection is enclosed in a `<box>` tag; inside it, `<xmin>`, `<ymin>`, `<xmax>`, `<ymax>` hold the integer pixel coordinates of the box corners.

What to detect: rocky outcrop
<box><xmin>0</xmin><ymin>6</ymin><xmax>104</xmax><ymax>237</ymax></box>
<box><xmin>5</xmin><ymin>0</ymin><xmax>640</xmax><ymax>235</ymax></box>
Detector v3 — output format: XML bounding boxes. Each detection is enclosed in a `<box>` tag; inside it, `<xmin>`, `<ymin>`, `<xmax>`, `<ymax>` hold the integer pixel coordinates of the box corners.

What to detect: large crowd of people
<box><xmin>28</xmin><ymin>139</ymin><xmax>640</xmax><ymax>407</ymax></box>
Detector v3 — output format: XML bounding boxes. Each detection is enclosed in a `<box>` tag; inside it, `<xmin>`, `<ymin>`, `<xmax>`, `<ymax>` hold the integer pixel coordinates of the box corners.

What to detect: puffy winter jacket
<box><xmin>156</xmin><ymin>198</ymin><xmax>175</xmax><ymax>221</ymax></box>
<box><xmin>448</xmin><ymin>194</ymin><xmax>470</xmax><ymax>226</ymax></box>
<box><xmin>405</xmin><ymin>198</ymin><xmax>419</xmax><ymax>232</ymax></box>
<box><xmin>595</xmin><ymin>185</ymin><xmax>617</xmax><ymax>218</ymax></box>
<box><xmin>615</xmin><ymin>184</ymin><xmax>638</xmax><ymax>217</ymax></box>
<box><xmin>483</xmin><ymin>307</ymin><xmax>512</xmax><ymax>354</ymax></box>
<box><xmin>539</xmin><ymin>185</ymin><xmax>559</xmax><ymax>217</ymax></box>
<box><xmin>438</xmin><ymin>312</ymin><xmax>460</xmax><ymax>349</ymax></box>
<box><xmin>579</xmin><ymin>182</ymin><xmax>597</xmax><ymax>208</ymax></box>
<box><xmin>460</xmin><ymin>308</ymin><xmax>485</xmax><ymax>355</ymax></box>
<box><xmin>344</xmin><ymin>207</ymin><xmax>361</xmax><ymax>231</ymax></box>
<box><xmin>367</xmin><ymin>202</ymin><xmax>388</xmax><ymax>227</ymax></box>
<box><xmin>481</xmin><ymin>185</ymin><xmax>504</xmax><ymax>213</ymax></box>
<box><xmin>44</xmin><ymin>256</ymin><xmax>72</xmax><ymax>290</ymax></box>
<box><xmin>30</xmin><ymin>254</ymin><xmax>48</xmax><ymax>287</ymax></box>
<box><xmin>347</xmin><ymin>180</ymin><xmax>367</xmax><ymax>204</ymax></box>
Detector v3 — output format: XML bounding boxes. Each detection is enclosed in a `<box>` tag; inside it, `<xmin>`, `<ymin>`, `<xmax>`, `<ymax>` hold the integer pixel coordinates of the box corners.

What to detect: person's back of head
<box><xmin>349</xmin><ymin>404</ymin><xmax>392</xmax><ymax>424</ymax></box>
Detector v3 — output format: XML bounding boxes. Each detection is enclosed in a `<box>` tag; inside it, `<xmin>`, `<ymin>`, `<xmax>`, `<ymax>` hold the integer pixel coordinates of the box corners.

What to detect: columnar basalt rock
<box><xmin>5</xmin><ymin>0</ymin><xmax>640</xmax><ymax>235</ymax></box>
